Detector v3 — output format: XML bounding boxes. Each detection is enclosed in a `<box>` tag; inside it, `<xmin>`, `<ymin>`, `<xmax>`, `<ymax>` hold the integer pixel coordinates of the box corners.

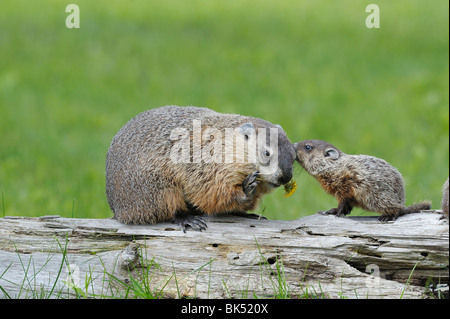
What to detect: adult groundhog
<box><xmin>106</xmin><ymin>106</ymin><xmax>295</xmax><ymax>231</ymax></box>
<box><xmin>294</xmin><ymin>139</ymin><xmax>431</xmax><ymax>222</ymax></box>
<box><xmin>442</xmin><ymin>178</ymin><xmax>449</xmax><ymax>217</ymax></box>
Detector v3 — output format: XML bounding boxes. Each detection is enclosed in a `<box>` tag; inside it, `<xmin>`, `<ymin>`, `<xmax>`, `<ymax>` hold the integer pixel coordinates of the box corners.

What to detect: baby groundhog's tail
<box><xmin>402</xmin><ymin>201</ymin><xmax>432</xmax><ymax>215</ymax></box>
<box><xmin>380</xmin><ymin>201</ymin><xmax>432</xmax><ymax>222</ymax></box>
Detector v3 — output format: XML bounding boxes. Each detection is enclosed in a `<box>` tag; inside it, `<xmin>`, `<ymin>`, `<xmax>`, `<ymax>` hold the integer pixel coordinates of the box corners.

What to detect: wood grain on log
<box><xmin>0</xmin><ymin>212</ymin><xmax>448</xmax><ymax>299</ymax></box>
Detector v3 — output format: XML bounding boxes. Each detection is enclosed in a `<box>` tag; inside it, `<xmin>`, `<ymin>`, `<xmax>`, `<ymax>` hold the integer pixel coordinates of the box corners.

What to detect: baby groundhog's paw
<box><xmin>320</xmin><ymin>208</ymin><xmax>346</xmax><ymax>218</ymax></box>
<box><xmin>378</xmin><ymin>214</ymin><xmax>397</xmax><ymax>223</ymax></box>
<box><xmin>243</xmin><ymin>171</ymin><xmax>260</xmax><ymax>199</ymax></box>
<box><xmin>323</xmin><ymin>208</ymin><xmax>339</xmax><ymax>216</ymax></box>
<box><xmin>173</xmin><ymin>215</ymin><xmax>208</xmax><ymax>233</ymax></box>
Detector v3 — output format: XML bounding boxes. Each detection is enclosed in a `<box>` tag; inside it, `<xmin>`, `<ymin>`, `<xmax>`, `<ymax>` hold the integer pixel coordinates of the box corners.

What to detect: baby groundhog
<box><xmin>106</xmin><ymin>106</ymin><xmax>295</xmax><ymax>231</ymax></box>
<box><xmin>294</xmin><ymin>139</ymin><xmax>431</xmax><ymax>222</ymax></box>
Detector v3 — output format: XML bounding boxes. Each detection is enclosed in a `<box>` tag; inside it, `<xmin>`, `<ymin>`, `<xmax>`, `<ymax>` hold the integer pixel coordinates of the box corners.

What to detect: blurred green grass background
<box><xmin>0</xmin><ymin>0</ymin><xmax>448</xmax><ymax>220</ymax></box>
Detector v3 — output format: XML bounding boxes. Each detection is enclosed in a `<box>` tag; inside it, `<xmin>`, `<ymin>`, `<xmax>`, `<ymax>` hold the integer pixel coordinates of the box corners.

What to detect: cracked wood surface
<box><xmin>0</xmin><ymin>212</ymin><xmax>448</xmax><ymax>299</ymax></box>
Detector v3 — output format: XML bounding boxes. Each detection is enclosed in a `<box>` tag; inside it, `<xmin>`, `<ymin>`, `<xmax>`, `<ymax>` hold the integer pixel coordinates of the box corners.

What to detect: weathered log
<box><xmin>0</xmin><ymin>212</ymin><xmax>448</xmax><ymax>299</ymax></box>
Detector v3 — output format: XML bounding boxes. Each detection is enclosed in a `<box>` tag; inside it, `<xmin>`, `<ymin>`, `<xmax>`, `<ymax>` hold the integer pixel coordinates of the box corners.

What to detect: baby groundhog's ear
<box><xmin>324</xmin><ymin>147</ymin><xmax>339</xmax><ymax>160</ymax></box>
<box><xmin>239</xmin><ymin>122</ymin><xmax>255</xmax><ymax>140</ymax></box>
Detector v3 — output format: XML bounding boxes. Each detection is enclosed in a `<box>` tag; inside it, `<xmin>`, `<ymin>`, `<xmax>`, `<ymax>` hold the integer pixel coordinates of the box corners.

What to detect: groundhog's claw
<box><xmin>321</xmin><ymin>208</ymin><xmax>346</xmax><ymax>217</ymax></box>
<box><xmin>174</xmin><ymin>215</ymin><xmax>208</xmax><ymax>233</ymax></box>
<box><xmin>378</xmin><ymin>214</ymin><xmax>396</xmax><ymax>223</ymax></box>
<box><xmin>243</xmin><ymin>171</ymin><xmax>260</xmax><ymax>199</ymax></box>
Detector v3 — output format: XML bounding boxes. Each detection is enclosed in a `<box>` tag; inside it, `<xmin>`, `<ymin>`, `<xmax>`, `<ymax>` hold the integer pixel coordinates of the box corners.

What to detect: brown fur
<box><xmin>294</xmin><ymin>139</ymin><xmax>431</xmax><ymax>222</ymax></box>
<box><xmin>106</xmin><ymin>106</ymin><xmax>295</xmax><ymax>226</ymax></box>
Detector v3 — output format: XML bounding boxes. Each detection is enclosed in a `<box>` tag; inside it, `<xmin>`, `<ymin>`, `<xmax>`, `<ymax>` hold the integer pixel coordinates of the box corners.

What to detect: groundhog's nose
<box><xmin>278</xmin><ymin>171</ymin><xmax>293</xmax><ymax>186</ymax></box>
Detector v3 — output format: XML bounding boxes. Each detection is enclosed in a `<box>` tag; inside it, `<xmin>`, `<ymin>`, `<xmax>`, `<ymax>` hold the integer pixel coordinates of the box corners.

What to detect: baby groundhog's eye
<box><xmin>265</xmin><ymin>150</ymin><xmax>271</xmax><ymax>157</ymax></box>
<box><xmin>305</xmin><ymin>145</ymin><xmax>312</xmax><ymax>151</ymax></box>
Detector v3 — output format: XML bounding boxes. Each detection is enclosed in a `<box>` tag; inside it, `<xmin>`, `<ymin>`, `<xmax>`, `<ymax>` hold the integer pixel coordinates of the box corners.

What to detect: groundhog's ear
<box><xmin>239</xmin><ymin>122</ymin><xmax>255</xmax><ymax>140</ymax></box>
<box><xmin>324</xmin><ymin>148</ymin><xmax>339</xmax><ymax>160</ymax></box>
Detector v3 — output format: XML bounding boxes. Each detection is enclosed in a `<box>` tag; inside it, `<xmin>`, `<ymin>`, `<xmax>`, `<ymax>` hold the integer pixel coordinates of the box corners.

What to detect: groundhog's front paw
<box><xmin>243</xmin><ymin>171</ymin><xmax>259</xmax><ymax>199</ymax></box>
<box><xmin>321</xmin><ymin>208</ymin><xmax>345</xmax><ymax>217</ymax></box>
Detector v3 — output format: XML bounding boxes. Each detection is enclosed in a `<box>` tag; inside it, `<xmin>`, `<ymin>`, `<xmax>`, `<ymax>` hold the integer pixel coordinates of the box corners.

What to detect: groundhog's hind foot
<box><xmin>378</xmin><ymin>214</ymin><xmax>397</xmax><ymax>223</ymax></box>
<box><xmin>228</xmin><ymin>211</ymin><xmax>268</xmax><ymax>220</ymax></box>
<box><xmin>378</xmin><ymin>207</ymin><xmax>405</xmax><ymax>223</ymax></box>
<box><xmin>173</xmin><ymin>215</ymin><xmax>207</xmax><ymax>233</ymax></box>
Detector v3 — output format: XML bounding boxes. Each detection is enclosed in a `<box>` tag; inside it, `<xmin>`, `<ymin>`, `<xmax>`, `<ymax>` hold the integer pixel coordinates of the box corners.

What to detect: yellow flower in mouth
<box><xmin>283</xmin><ymin>179</ymin><xmax>297</xmax><ymax>198</ymax></box>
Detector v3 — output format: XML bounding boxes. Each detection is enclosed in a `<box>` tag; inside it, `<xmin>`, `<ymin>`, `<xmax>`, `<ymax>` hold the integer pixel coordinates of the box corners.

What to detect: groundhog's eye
<box><xmin>265</xmin><ymin>150</ymin><xmax>271</xmax><ymax>157</ymax></box>
<box><xmin>305</xmin><ymin>145</ymin><xmax>312</xmax><ymax>151</ymax></box>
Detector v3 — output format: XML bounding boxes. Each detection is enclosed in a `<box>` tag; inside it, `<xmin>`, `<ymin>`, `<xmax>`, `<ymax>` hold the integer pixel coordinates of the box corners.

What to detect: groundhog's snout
<box><xmin>292</xmin><ymin>142</ymin><xmax>309</xmax><ymax>167</ymax></box>
<box><xmin>293</xmin><ymin>142</ymin><xmax>301</xmax><ymax>159</ymax></box>
<box><xmin>277</xmin><ymin>145</ymin><xmax>295</xmax><ymax>185</ymax></box>
<box><xmin>277</xmin><ymin>169</ymin><xmax>293</xmax><ymax>185</ymax></box>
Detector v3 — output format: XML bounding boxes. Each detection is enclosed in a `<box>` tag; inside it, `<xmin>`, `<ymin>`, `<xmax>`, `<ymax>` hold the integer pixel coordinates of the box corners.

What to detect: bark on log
<box><xmin>0</xmin><ymin>212</ymin><xmax>448</xmax><ymax>299</ymax></box>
